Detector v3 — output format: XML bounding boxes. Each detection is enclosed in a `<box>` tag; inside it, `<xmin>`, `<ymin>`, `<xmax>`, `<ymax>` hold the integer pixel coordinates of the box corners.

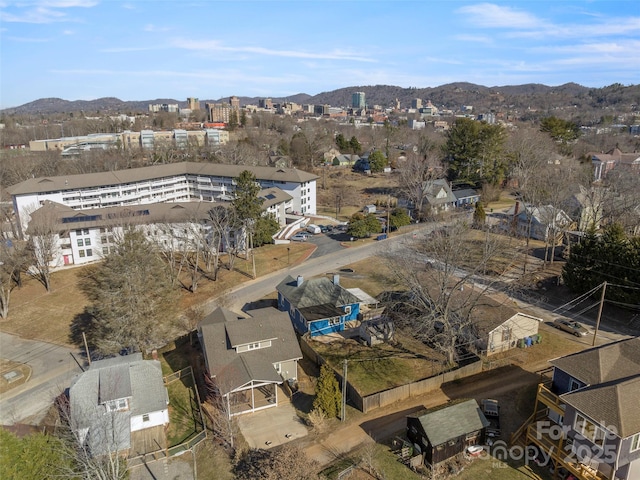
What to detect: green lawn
<box><xmin>159</xmin><ymin>348</ymin><xmax>205</xmax><ymax>447</ymax></box>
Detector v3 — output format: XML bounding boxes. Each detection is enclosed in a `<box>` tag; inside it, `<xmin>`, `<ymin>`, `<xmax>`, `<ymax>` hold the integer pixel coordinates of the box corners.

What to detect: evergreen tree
<box><xmin>81</xmin><ymin>229</ymin><xmax>178</xmax><ymax>355</ymax></box>
<box><xmin>228</xmin><ymin>110</ymin><xmax>239</xmax><ymax>131</ymax></box>
<box><xmin>0</xmin><ymin>429</ymin><xmax>72</xmax><ymax>480</ymax></box>
<box><xmin>443</xmin><ymin>118</ymin><xmax>506</xmax><ymax>185</ymax></box>
<box><xmin>347</xmin><ymin>212</ymin><xmax>382</xmax><ymax>238</ymax></box>
<box><xmin>562</xmin><ymin>224</ymin><xmax>640</xmax><ymax>304</ymax></box>
<box><xmin>368</xmin><ymin>150</ymin><xmax>387</xmax><ymax>173</ymax></box>
<box><xmin>313</xmin><ymin>363</ymin><xmax>341</xmax><ymax>418</ymax></box>
<box><xmin>349</xmin><ymin>135</ymin><xmax>361</xmax><ymax>154</ymax></box>
<box><xmin>253</xmin><ymin>215</ymin><xmax>280</xmax><ymax>247</ymax></box>
<box><xmin>389</xmin><ymin>208</ymin><xmax>412</xmax><ymax>230</ymax></box>
<box><xmin>473</xmin><ymin>202</ymin><xmax>486</xmax><ymax>227</ymax></box>
<box><xmin>232</xmin><ymin>170</ymin><xmax>262</xmax><ymax>225</ymax></box>
<box><xmin>335</xmin><ymin>133</ymin><xmax>348</xmax><ymax>151</ymax></box>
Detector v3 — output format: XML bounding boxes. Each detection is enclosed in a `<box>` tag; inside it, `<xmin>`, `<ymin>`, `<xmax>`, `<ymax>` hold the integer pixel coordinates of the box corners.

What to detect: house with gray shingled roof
<box><xmin>276</xmin><ymin>274</ymin><xmax>362</xmax><ymax>337</ymax></box>
<box><xmin>68</xmin><ymin>353</ymin><xmax>169</xmax><ymax>456</ymax></box>
<box><xmin>406</xmin><ymin>399</ymin><xmax>489</xmax><ymax>466</ymax></box>
<box><xmin>519</xmin><ymin>337</ymin><xmax>640</xmax><ymax>480</ymax></box>
<box><xmin>197</xmin><ymin>307</ymin><xmax>302</xmax><ymax>417</ymax></box>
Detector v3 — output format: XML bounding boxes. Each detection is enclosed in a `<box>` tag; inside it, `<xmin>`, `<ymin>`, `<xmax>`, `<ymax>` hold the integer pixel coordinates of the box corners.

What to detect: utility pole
<box><xmin>592</xmin><ymin>281</ymin><xmax>607</xmax><ymax>346</ymax></box>
<box><xmin>341</xmin><ymin>359</ymin><xmax>348</xmax><ymax>422</ymax></box>
<box><xmin>387</xmin><ymin>194</ymin><xmax>391</xmax><ymax>237</ymax></box>
<box><xmin>82</xmin><ymin>332</ymin><xmax>91</xmax><ymax>366</ymax></box>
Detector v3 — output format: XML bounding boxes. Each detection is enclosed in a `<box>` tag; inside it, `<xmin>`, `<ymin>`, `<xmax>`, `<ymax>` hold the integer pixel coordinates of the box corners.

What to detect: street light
<box><xmin>287</xmin><ymin>247</ymin><xmax>290</xmax><ymax>265</ymax></box>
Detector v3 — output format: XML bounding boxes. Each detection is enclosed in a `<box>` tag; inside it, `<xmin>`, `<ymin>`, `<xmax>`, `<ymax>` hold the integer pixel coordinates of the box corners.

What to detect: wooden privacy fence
<box><xmin>300</xmin><ymin>338</ymin><xmax>483</xmax><ymax>414</ymax></box>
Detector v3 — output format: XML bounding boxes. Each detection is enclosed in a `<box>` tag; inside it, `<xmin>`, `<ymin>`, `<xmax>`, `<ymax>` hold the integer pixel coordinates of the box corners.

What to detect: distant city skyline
<box><xmin>1</xmin><ymin>0</ymin><xmax>639</xmax><ymax>109</ymax></box>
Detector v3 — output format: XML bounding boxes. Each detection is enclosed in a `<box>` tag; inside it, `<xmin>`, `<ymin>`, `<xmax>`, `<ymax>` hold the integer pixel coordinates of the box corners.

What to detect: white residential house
<box><xmin>68</xmin><ymin>354</ymin><xmax>169</xmax><ymax>456</ymax></box>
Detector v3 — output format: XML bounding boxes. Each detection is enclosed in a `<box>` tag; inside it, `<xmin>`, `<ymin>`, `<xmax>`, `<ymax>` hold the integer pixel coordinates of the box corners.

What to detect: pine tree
<box><xmin>473</xmin><ymin>202</ymin><xmax>486</xmax><ymax>227</ymax></box>
<box><xmin>313</xmin><ymin>363</ymin><xmax>341</xmax><ymax>418</ymax></box>
<box><xmin>81</xmin><ymin>229</ymin><xmax>178</xmax><ymax>355</ymax></box>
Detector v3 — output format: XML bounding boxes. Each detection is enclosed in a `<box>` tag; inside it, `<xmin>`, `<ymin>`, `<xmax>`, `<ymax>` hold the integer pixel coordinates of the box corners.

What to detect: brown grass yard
<box><xmin>0</xmin><ymin>242</ymin><xmax>315</xmax><ymax>346</ymax></box>
<box><xmin>309</xmin><ymin>331</ymin><xmax>447</xmax><ymax>396</ymax></box>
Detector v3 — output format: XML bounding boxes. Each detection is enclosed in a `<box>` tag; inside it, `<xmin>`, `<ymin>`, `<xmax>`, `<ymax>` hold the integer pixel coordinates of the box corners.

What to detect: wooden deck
<box><xmin>129</xmin><ymin>425</ymin><xmax>167</xmax><ymax>457</ymax></box>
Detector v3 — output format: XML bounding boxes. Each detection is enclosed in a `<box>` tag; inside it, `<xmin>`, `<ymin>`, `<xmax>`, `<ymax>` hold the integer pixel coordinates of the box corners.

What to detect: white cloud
<box><xmin>0</xmin><ymin>0</ymin><xmax>96</xmax><ymax>23</ymax></box>
<box><xmin>144</xmin><ymin>23</ymin><xmax>172</xmax><ymax>33</ymax></box>
<box><xmin>6</xmin><ymin>35</ymin><xmax>50</xmax><ymax>42</ymax></box>
<box><xmin>453</xmin><ymin>34</ymin><xmax>493</xmax><ymax>44</ymax></box>
<box><xmin>456</xmin><ymin>3</ymin><xmax>545</xmax><ymax>29</ymax></box>
<box><xmin>171</xmin><ymin>38</ymin><xmax>375</xmax><ymax>63</ymax></box>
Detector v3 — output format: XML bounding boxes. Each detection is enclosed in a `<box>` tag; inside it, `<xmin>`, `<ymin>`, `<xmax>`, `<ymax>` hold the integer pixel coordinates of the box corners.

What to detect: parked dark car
<box><xmin>481</xmin><ymin>399</ymin><xmax>501</xmax><ymax>441</ymax></box>
<box><xmin>553</xmin><ymin>318</ymin><xmax>589</xmax><ymax>337</ymax></box>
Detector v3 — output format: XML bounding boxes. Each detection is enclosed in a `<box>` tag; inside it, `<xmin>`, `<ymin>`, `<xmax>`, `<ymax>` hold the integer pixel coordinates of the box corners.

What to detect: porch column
<box><xmin>251</xmin><ymin>385</ymin><xmax>255</xmax><ymax>413</ymax></box>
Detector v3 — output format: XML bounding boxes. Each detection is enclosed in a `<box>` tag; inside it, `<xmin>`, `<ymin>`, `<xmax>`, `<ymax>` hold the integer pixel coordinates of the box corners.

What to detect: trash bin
<box><xmin>534</xmin><ymin>334</ymin><xmax>542</xmax><ymax>344</ymax></box>
<box><xmin>518</xmin><ymin>338</ymin><xmax>525</xmax><ymax>348</ymax></box>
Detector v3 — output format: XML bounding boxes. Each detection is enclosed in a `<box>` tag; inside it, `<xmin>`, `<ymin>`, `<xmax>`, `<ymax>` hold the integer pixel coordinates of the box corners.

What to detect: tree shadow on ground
<box><xmin>69</xmin><ymin>308</ymin><xmax>96</xmax><ymax>360</ymax></box>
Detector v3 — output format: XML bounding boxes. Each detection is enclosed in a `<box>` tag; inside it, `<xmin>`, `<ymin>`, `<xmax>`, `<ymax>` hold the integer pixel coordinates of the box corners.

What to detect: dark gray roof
<box><xmin>258</xmin><ymin>187</ymin><xmax>292</xmax><ymax>208</ymax></box>
<box><xmin>276</xmin><ymin>275</ymin><xmax>361</xmax><ymax>309</ymax></box>
<box><xmin>422</xmin><ymin>179</ymin><xmax>457</xmax><ymax>206</ymax></box>
<box><xmin>453</xmin><ymin>189</ymin><xmax>479</xmax><ymax>200</ymax></box>
<box><xmin>27</xmin><ymin>199</ymin><xmax>223</xmax><ymax>233</ymax></box>
<box><xmin>562</xmin><ymin>375</ymin><xmax>640</xmax><ymax>438</ymax></box>
<box><xmin>409</xmin><ymin>399</ymin><xmax>489</xmax><ymax>445</ymax></box>
<box><xmin>198</xmin><ymin>307</ymin><xmax>302</xmax><ymax>394</ymax></box>
<box><xmin>550</xmin><ymin>338</ymin><xmax>640</xmax><ymax>385</ymax></box>
<box><xmin>8</xmin><ymin>161</ymin><xmax>318</xmax><ymax>195</ymax></box>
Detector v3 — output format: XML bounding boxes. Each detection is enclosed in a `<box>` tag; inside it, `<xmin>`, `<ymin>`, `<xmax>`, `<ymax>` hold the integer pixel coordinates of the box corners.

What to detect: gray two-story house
<box><xmin>520</xmin><ymin>337</ymin><xmax>640</xmax><ymax>480</ymax></box>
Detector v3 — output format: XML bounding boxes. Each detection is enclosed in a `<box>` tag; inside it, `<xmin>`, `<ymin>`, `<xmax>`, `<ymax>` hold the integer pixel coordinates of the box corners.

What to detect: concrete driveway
<box><xmin>237</xmin><ymin>400</ymin><xmax>308</xmax><ymax>449</ymax></box>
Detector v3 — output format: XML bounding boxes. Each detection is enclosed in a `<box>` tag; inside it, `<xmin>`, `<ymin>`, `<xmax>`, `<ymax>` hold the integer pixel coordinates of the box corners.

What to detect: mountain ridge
<box><xmin>2</xmin><ymin>82</ymin><xmax>638</xmax><ymax>115</ymax></box>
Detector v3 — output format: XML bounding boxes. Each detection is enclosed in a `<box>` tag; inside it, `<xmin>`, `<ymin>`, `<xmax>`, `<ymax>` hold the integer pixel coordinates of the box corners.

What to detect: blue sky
<box><xmin>1</xmin><ymin>0</ymin><xmax>639</xmax><ymax>109</ymax></box>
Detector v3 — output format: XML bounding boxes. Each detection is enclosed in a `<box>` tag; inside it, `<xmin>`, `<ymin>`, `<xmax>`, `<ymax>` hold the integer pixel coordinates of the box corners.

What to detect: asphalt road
<box><xmin>0</xmin><ymin>332</ymin><xmax>84</xmax><ymax>424</ymax></box>
<box><xmin>221</xmin><ymin>224</ymin><xmax>437</xmax><ymax>313</ymax></box>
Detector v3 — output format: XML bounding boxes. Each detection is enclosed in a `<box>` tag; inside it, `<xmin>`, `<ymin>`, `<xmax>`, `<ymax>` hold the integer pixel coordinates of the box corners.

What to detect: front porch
<box><xmin>227</xmin><ymin>380</ymin><xmax>279</xmax><ymax>417</ymax></box>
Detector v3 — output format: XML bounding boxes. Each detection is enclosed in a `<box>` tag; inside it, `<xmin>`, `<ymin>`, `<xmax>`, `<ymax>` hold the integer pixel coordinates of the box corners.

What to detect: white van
<box><xmin>306</xmin><ymin>224</ymin><xmax>321</xmax><ymax>234</ymax></box>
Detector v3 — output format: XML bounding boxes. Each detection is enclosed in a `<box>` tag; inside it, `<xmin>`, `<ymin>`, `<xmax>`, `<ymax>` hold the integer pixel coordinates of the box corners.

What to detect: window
<box><xmin>344</xmin><ymin>306</ymin><xmax>352</xmax><ymax>315</ymax></box>
<box><xmin>105</xmin><ymin>398</ymin><xmax>128</xmax><ymax>412</ymax></box>
<box><xmin>575</xmin><ymin>413</ymin><xmax>606</xmax><ymax>447</ymax></box>
<box><xmin>76</xmin><ymin>229</ymin><xmax>82</xmax><ymax>235</ymax></box>
<box><xmin>84</xmin><ymin>238</ymin><xmax>91</xmax><ymax>246</ymax></box>
<box><xmin>102</xmin><ymin>247</ymin><xmax>109</xmax><ymax>255</ymax></box>
<box><xmin>569</xmin><ymin>378</ymin><xmax>581</xmax><ymax>391</ymax></box>
<box><xmin>631</xmin><ymin>433</ymin><xmax>640</xmax><ymax>452</ymax></box>
<box><xmin>247</xmin><ymin>342</ymin><xmax>259</xmax><ymax>350</ymax></box>
<box><xmin>142</xmin><ymin>414</ymin><xmax>150</xmax><ymax>422</ymax></box>
<box><xmin>86</xmin><ymin>249</ymin><xmax>92</xmax><ymax>257</ymax></box>
<box><xmin>83</xmin><ymin>229</ymin><xmax>89</xmax><ymax>235</ymax></box>
<box><xmin>502</xmin><ymin>327</ymin><xmax>512</xmax><ymax>342</ymax></box>
<box><xmin>329</xmin><ymin>317</ymin><xmax>340</xmax><ymax>326</ymax></box>
<box><xmin>78</xmin><ymin>250</ymin><xmax>85</xmax><ymax>258</ymax></box>
<box><xmin>274</xmin><ymin>363</ymin><xmax>281</xmax><ymax>374</ymax></box>
<box><xmin>77</xmin><ymin>239</ymin><xmax>84</xmax><ymax>247</ymax></box>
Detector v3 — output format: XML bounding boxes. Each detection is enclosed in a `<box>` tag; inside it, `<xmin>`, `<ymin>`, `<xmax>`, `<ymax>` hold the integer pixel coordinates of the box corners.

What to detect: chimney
<box><xmin>296</xmin><ymin>275</ymin><xmax>303</xmax><ymax>287</ymax></box>
<box><xmin>332</xmin><ymin>274</ymin><xmax>340</xmax><ymax>286</ymax></box>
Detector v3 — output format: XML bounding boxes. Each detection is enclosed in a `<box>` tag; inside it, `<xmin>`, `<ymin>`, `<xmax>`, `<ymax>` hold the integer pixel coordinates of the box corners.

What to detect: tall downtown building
<box><xmin>352</xmin><ymin>92</ymin><xmax>366</xmax><ymax>109</ymax></box>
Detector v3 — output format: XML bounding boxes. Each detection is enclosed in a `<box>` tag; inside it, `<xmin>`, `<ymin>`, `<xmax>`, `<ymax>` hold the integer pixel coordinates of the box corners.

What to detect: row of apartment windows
<box><xmin>78</xmin><ymin>249</ymin><xmax>93</xmax><ymax>258</ymax></box>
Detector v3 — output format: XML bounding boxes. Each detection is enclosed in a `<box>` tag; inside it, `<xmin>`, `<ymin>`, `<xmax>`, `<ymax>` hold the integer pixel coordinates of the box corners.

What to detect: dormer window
<box><xmin>104</xmin><ymin>398</ymin><xmax>128</xmax><ymax>412</ymax></box>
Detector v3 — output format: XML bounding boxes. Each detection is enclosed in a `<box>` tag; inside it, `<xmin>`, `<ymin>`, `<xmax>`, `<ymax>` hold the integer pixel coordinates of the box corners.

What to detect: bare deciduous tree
<box><xmin>383</xmin><ymin>221</ymin><xmax>516</xmax><ymax>364</ymax></box>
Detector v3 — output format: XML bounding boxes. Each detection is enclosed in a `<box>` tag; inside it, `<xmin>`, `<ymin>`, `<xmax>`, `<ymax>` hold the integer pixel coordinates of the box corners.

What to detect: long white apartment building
<box><xmin>8</xmin><ymin>162</ymin><xmax>318</xmax><ymax>236</ymax></box>
<box><xmin>26</xmin><ymin>186</ymin><xmax>293</xmax><ymax>268</ymax></box>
